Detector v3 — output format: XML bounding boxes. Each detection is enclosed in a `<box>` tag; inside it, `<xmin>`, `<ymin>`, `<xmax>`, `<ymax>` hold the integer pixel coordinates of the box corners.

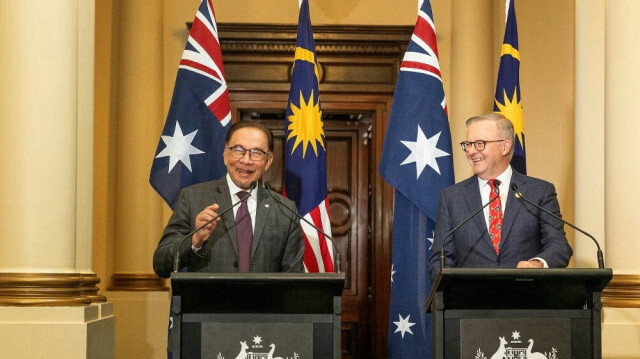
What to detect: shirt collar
<box><xmin>478</xmin><ymin>165</ymin><xmax>513</xmax><ymax>189</ymax></box>
<box><xmin>225</xmin><ymin>173</ymin><xmax>256</xmax><ymax>199</ymax></box>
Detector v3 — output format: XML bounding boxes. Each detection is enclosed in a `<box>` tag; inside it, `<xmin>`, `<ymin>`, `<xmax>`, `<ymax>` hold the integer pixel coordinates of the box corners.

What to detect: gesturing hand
<box><xmin>193</xmin><ymin>203</ymin><xmax>220</xmax><ymax>248</ymax></box>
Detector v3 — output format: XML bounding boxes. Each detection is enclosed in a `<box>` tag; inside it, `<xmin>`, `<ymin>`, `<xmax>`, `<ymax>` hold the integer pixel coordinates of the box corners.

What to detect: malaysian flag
<box><xmin>150</xmin><ymin>0</ymin><xmax>231</xmax><ymax>209</ymax></box>
<box><xmin>283</xmin><ymin>0</ymin><xmax>335</xmax><ymax>273</ymax></box>
<box><xmin>379</xmin><ymin>0</ymin><xmax>454</xmax><ymax>357</ymax></box>
<box><xmin>494</xmin><ymin>0</ymin><xmax>525</xmax><ymax>174</ymax></box>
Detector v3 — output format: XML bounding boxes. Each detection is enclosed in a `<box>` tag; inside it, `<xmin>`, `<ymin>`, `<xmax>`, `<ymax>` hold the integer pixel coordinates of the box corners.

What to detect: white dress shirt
<box><xmin>225</xmin><ymin>173</ymin><xmax>257</xmax><ymax>232</ymax></box>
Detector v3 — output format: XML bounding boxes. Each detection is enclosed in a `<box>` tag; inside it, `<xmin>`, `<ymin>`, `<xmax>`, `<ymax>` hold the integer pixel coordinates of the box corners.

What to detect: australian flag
<box><xmin>283</xmin><ymin>0</ymin><xmax>334</xmax><ymax>273</ymax></box>
<box><xmin>150</xmin><ymin>0</ymin><xmax>231</xmax><ymax>209</ymax></box>
<box><xmin>379</xmin><ymin>0</ymin><xmax>454</xmax><ymax>357</ymax></box>
<box><xmin>494</xmin><ymin>0</ymin><xmax>526</xmax><ymax>174</ymax></box>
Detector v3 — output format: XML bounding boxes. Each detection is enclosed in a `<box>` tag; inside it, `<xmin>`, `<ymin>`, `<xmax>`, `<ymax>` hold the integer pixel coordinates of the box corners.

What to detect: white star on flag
<box><xmin>391</xmin><ymin>263</ymin><xmax>396</xmax><ymax>284</ymax></box>
<box><xmin>400</xmin><ymin>125</ymin><xmax>450</xmax><ymax>178</ymax></box>
<box><xmin>428</xmin><ymin>230</ymin><xmax>434</xmax><ymax>250</ymax></box>
<box><xmin>155</xmin><ymin>121</ymin><xmax>204</xmax><ymax>173</ymax></box>
<box><xmin>393</xmin><ymin>314</ymin><xmax>416</xmax><ymax>338</ymax></box>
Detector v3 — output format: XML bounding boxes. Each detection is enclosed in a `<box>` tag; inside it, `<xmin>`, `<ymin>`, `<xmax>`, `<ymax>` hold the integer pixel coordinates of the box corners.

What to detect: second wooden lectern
<box><xmin>426</xmin><ymin>268</ymin><xmax>612</xmax><ymax>359</ymax></box>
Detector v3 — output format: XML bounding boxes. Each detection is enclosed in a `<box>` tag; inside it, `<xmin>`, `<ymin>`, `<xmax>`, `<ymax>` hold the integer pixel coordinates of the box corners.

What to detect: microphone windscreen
<box><xmin>250</xmin><ymin>181</ymin><xmax>257</xmax><ymax>190</ymax></box>
<box><xmin>493</xmin><ymin>179</ymin><xmax>501</xmax><ymax>194</ymax></box>
<box><xmin>264</xmin><ymin>181</ymin><xmax>272</xmax><ymax>190</ymax></box>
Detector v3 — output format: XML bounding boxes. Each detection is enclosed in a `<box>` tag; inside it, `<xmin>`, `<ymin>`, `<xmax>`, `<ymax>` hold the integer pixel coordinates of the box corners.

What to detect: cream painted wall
<box><xmin>518</xmin><ymin>0</ymin><xmax>575</xmax><ymax>188</ymax></box>
<box><xmin>215</xmin><ymin>0</ymin><xmax>417</xmax><ymax>25</ymax></box>
<box><xmin>93</xmin><ymin>0</ymin><xmax>117</xmax><ymax>294</ymax></box>
<box><xmin>516</xmin><ymin>0</ymin><xmax>575</xmax><ymax>247</ymax></box>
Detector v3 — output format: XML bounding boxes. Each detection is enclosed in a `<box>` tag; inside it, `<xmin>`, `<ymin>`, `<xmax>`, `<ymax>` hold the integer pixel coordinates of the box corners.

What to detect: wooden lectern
<box><xmin>171</xmin><ymin>272</ymin><xmax>344</xmax><ymax>359</ymax></box>
<box><xmin>426</xmin><ymin>268</ymin><xmax>612</xmax><ymax>359</ymax></box>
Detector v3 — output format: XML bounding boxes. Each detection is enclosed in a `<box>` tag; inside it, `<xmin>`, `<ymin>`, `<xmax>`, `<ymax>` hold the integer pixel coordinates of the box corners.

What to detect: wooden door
<box><xmin>324</xmin><ymin>114</ymin><xmax>372</xmax><ymax>358</ymax></box>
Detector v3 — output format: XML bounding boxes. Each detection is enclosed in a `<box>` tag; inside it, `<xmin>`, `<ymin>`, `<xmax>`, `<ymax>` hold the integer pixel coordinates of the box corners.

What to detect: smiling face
<box><xmin>465</xmin><ymin>119</ymin><xmax>512</xmax><ymax>180</ymax></box>
<box><xmin>223</xmin><ymin>127</ymin><xmax>273</xmax><ymax>189</ymax></box>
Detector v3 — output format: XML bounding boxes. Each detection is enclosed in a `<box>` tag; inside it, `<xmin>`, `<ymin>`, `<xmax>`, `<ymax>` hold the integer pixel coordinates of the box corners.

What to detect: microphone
<box><xmin>172</xmin><ymin>181</ymin><xmax>257</xmax><ymax>273</ymax></box>
<box><xmin>263</xmin><ymin>182</ymin><xmax>341</xmax><ymax>273</ymax></box>
<box><xmin>510</xmin><ymin>183</ymin><xmax>605</xmax><ymax>269</ymax></box>
<box><xmin>439</xmin><ymin>179</ymin><xmax>501</xmax><ymax>270</ymax></box>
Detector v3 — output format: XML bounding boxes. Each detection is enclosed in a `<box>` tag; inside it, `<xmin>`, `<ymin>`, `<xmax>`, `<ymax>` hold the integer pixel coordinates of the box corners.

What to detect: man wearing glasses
<box><xmin>153</xmin><ymin>121</ymin><xmax>304</xmax><ymax>277</ymax></box>
<box><xmin>428</xmin><ymin>113</ymin><xmax>572</xmax><ymax>282</ymax></box>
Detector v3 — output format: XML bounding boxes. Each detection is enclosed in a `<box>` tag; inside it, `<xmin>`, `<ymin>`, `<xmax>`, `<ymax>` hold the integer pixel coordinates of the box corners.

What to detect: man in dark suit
<box><xmin>428</xmin><ymin>113</ymin><xmax>572</xmax><ymax>282</ymax></box>
<box><xmin>153</xmin><ymin>121</ymin><xmax>304</xmax><ymax>278</ymax></box>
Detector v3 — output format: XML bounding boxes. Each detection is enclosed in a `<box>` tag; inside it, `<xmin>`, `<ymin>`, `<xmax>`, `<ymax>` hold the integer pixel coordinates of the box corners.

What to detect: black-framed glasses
<box><xmin>459</xmin><ymin>140</ymin><xmax>506</xmax><ymax>152</ymax></box>
<box><xmin>226</xmin><ymin>145</ymin><xmax>270</xmax><ymax>161</ymax></box>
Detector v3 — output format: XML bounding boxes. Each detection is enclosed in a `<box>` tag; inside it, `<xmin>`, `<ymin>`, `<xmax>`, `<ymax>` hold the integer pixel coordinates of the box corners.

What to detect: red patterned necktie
<box><xmin>488</xmin><ymin>179</ymin><xmax>503</xmax><ymax>254</ymax></box>
<box><xmin>235</xmin><ymin>191</ymin><xmax>253</xmax><ymax>272</ymax></box>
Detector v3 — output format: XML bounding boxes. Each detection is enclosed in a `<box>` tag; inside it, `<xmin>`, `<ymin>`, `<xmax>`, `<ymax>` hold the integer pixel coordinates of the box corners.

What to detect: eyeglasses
<box><xmin>459</xmin><ymin>140</ymin><xmax>506</xmax><ymax>152</ymax></box>
<box><xmin>226</xmin><ymin>145</ymin><xmax>270</xmax><ymax>161</ymax></box>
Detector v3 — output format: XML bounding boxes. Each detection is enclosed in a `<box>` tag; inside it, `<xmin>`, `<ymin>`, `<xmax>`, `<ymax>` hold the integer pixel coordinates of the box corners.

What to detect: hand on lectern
<box><xmin>516</xmin><ymin>259</ymin><xmax>543</xmax><ymax>269</ymax></box>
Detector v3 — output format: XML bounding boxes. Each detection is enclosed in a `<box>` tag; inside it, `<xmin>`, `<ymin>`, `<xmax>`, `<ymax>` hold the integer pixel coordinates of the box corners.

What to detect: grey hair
<box><xmin>466</xmin><ymin>113</ymin><xmax>515</xmax><ymax>158</ymax></box>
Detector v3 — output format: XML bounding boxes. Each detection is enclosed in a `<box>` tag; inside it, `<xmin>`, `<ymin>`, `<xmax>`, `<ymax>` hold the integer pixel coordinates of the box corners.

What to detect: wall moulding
<box><xmin>185</xmin><ymin>23</ymin><xmax>413</xmax><ymax>94</ymax></box>
<box><xmin>109</xmin><ymin>273</ymin><xmax>169</xmax><ymax>292</ymax></box>
<box><xmin>0</xmin><ymin>273</ymin><xmax>91</xmax><ymax>306</ymax></box>
<box><xmin>602</xmin><ymin>274</ymin><xmax>640</xmax><ymax>308</ymax></box>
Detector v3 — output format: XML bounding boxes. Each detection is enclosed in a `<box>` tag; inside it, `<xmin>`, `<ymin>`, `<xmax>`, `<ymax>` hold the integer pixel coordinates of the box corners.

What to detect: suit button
<box><xmin>233</xmin><ymin>261</ymin><xmax>238</xmax><ymax>268</ymax></box>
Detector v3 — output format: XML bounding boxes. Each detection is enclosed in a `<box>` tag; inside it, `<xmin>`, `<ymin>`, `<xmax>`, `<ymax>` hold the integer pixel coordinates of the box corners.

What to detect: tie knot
<box><xmin>236</xmin><ymin>191</ymin><xmax>250</xmax><ymax>201</ymax></box>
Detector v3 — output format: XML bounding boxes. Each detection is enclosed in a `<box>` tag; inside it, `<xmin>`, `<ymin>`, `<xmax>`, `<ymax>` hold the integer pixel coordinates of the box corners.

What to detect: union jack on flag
<box><xmin>283</xmin><ymin>0</ymin><xmax>335</xmax><ymax>273</ymax></box>
<box><xmin>379</xmin><ymin>0</ymin><xmax>454</xmax><ymax>357</ymax></box>
<box><xmin>150</xmin><ymin>0</ymin><xmax>231</xmax><ymax>209</ymax></box>
<box><xmin>400</xmin><ymin>7</ymin><xmax>444</xmax><ymax>89</ymax></box>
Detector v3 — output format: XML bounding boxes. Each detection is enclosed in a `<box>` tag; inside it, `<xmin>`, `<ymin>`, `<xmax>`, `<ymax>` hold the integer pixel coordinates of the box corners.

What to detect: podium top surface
<box><xmin>426</xmin><ymin>268</ymin><xmax>613</xmax><ymax>311</ymax></box>
<box><xmin>170</xmin><ymin>272</ymin><xmax>346</xmax><ymax>314</ymax></box>
<box><xmin>171</xmin><ymin>272</ymin><xmax>345</xmax><ymax>294</ymax></box>
<box><xmin>171</xmin><ymin>271</ymin><xmax>344</xmax><ymax>280</ymax></box>
<box><xmin>435</xmin><ymin>267</ymin><xmax>612</xmax><ymax>287</ymax></box>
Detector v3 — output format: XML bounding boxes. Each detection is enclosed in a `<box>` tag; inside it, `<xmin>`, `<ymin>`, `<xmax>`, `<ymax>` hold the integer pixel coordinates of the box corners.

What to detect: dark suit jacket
<box><xmin>153</xmin><ymin>177</ymin><xmax>304</xmax><ymax>278</ymax></box>
<box><xmin>428</xmin><ymin>170</ymin><xmax>572</xmax><ymax>282</ymax></box>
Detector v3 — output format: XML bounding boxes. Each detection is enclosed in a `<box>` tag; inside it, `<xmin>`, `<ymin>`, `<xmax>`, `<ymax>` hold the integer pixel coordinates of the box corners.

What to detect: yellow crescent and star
<box><xmin>494</xmin><ymin>43</ymin><xmax>524</xmax><ymax>147</ymax></box>
<box><xmin>287</xmin><ymin>47</ymin><xmax>325</xmax><ymax>159</ymax></box>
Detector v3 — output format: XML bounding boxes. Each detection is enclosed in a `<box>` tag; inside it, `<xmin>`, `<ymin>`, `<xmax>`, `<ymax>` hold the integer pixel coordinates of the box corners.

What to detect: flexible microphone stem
<box><xmin>172</xmin><ymin>181</ymin><xmax>257</xmax><ymax>273</ymax></box>
<box><xmin>263</xmin><ymin>182</ymin><xmax>341</xmax><ymax>273</ymax></box>
<box><xmin>511</xmin><ymin>183</ymin><xmax>604</xmax><ymax>269</ymax></box>
<box><xmin>439</xmin><ymin>181</ymin><xmax>501</xmax><ymax>270</ymax></box>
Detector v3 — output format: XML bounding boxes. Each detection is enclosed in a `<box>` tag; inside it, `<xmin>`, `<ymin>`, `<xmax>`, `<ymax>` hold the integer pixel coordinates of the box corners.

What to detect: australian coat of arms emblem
<box><xmin>475</xmin><ymin>331</ymin><xmax>559</xmax><ymax>359</ymax></box>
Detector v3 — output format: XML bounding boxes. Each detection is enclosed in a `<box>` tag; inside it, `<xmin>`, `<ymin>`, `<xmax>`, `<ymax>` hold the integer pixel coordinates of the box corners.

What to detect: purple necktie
<box><xmin>235</xmin><ymin>191</ymin><xmax>253</xmax><ymax>272</ymax></box>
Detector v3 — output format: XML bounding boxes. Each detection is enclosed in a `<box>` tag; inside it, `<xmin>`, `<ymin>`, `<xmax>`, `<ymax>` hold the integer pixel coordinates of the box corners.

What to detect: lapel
<box><xmin>500</xmin><ymin>170</ymin><xmax>526</xmax><ymax>246</ymax></box>
<box><xmin>251</xmin><ymin>186</ymin><xmax>273</xmax><ymax>258</ymax></box>
<box><xmin>217</xmin><ymin>180</ymin><xmax>239</xmax><ymax>256</ymax></box>
<box><xmin>463</xmin><ymin>177</ymin><xmax>489</xmax><ymax>238</ymax></box>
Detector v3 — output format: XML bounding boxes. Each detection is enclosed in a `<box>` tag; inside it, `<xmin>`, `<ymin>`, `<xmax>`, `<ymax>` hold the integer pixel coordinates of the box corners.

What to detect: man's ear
<box><xmin>223</xmin><ymin>148</ymin><xmax>229</xmax><ymax>167</ymax></box>
<box><xmin>503</xmin><ymin>140</ymin><xmax>513</xmax><ymax>155</ymax></box>
<box><xmin>264</xmin><ymin>154</ymin><xmax>274</xmax><ymax>172</ymax></box>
